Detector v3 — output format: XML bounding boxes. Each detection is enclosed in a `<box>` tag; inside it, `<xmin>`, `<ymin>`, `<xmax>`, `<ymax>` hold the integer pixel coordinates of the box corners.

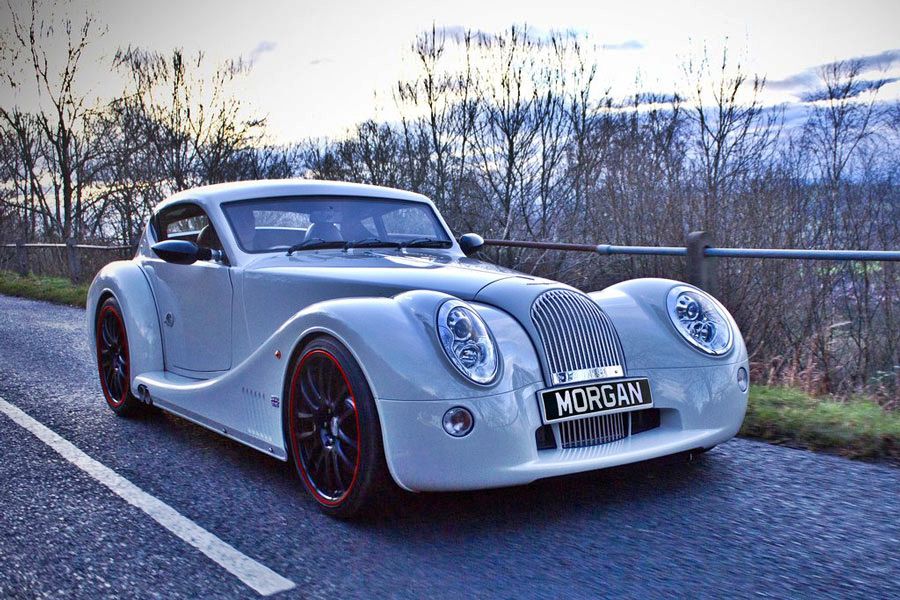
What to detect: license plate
<box><xmin>539</xmin><ymin>377</ymin><xmax>653</xmax><ymax>424</ymax></box>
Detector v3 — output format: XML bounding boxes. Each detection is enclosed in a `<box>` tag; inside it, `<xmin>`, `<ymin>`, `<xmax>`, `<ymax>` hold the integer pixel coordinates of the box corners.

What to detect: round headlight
<box><xmin>666</xmin><ymin>286</ymin><xmax>734</xmax><ymax>355</ymax></box>
<box><xmin>437</xmin><ymin>300</ymin><xmax>498</xmax><ymax>385</ymax></box>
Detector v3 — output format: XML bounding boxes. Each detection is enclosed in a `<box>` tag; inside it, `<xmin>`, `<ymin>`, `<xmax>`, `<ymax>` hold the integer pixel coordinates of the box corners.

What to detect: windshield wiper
<box><xmin>401</xmin><ymin>237</ymin><xmax>453</xmax><ymax>249</ymax></box>
<box><xmin>288</xmin><ymin>237</ymin><xmax>450</xmax><ymax>254</ymax></box>
<box><xmin>343</xmin><ymin>237</ymin><xmax>401</xmax><ymax>250</ymax></box>
<box><xmin>286</xmin><ymin>238</ymin><xmax>347</xmax><ymax>255</ymax></box>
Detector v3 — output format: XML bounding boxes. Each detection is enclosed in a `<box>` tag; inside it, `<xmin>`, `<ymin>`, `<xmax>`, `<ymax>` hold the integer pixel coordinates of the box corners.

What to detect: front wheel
<box><xmin>95</xmin><ymin>297</ymin><xmax>142</xmax><ymax>416</ymax></box>
<box><xmin>285</xmin><ymin>336</ymin><xmax>392</xmax><ymax>518</ymax></box>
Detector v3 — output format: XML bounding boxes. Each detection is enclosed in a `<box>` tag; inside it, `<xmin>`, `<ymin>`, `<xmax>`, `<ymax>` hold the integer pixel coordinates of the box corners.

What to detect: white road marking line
<box><xmin>0</xmin><ymin>398</ymin><xmax>296</xmax><ymax>597</ymax></box>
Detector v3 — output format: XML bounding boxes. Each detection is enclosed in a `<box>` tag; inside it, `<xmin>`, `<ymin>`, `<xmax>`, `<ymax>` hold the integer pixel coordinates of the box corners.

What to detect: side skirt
<box><xmin>151</xmin><ymin>396</ymin><xmax>289</xmax><ymax>461</ymax></box>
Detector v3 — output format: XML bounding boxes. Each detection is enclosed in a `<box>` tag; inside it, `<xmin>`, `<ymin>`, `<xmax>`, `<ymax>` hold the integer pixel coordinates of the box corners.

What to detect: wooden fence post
<box><xmin>66</xmin><ymin>238</ymin><xmax>81</xmax><ymax>283</ymax></box>
<box><xmin>15</xmin><ymin>241</ymin><xmax>28</xmax><ymax>276</ymax></box>
<box><xmin>686</xmin><ymin>231</ymin><xmax>717</xmax><ymax>294</ymax></box>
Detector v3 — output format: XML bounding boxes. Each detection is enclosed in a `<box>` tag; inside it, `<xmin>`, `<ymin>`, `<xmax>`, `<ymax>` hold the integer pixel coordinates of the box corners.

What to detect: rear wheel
<box><xmin>285</xmin><ymin>337</ymin><xmax>391</xmax><ymax>518</ymax></box>
<box><xmin>95</xmin><ymin>297</ymin><xmax>142</xmax><ymax>416</ymax></box>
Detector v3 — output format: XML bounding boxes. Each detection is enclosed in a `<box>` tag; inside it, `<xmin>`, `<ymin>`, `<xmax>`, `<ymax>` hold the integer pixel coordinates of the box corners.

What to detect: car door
<box><xmin>143</xmin><ymin>203</ymin><xmax>234</xmax><ymax>373</ymax></box>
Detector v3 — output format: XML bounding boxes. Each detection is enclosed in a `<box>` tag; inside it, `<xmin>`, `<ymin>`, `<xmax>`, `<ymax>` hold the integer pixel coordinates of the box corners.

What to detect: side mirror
<box><xmin>151</xmin><ymin>240</ymin><xmax>213</xmax><ymax>265</ymax></box>
<box><xmin>458</xmin><ymin>233</ymin><xmax>484</xmax><ymax>256</ymax></box>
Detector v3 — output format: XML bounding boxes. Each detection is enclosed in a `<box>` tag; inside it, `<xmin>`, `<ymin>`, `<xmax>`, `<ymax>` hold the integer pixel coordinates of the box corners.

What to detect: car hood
<box><xmin>244</xmin><ymin>249</ymin><xmax>539</xmax><ymax>302</ymax></box>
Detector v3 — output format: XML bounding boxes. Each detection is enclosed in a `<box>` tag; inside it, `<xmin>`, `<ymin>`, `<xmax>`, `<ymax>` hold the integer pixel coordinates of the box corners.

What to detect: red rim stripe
<box><xmin>96</xmin><ymin>304</ymin><xmax>130</xmax><ymax>408</ymax></box>
<box><xmin>288</xmin><ymin>349</ymin><xmax>362</xmax><ymax>507</ymax></box>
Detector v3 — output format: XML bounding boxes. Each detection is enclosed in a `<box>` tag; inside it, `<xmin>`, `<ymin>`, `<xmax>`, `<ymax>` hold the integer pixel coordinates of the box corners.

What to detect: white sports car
<box><xmin>87</xmin><ymin>180</ymin><xmax>749</xmax><ymax>517</ymax></box>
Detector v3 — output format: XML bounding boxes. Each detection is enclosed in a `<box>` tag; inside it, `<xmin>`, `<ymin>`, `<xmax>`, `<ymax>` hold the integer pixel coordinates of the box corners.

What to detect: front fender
<box><xmin>86</xmin><ymin>261</ymin><xmax>164</xmax><ymax>387</ymax></box>
<box><xmin>281</xmin><ymin>290</ymin><xmax>543</xmax><ymax>402</ymax></box>
<box><xmin>589</xmin><ymin>278</ymin><xmax>748</xmax><ymax>370</ymax></box>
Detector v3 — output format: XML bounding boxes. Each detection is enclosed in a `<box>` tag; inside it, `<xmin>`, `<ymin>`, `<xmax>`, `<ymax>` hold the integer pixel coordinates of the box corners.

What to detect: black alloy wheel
<box><xmin>286</xmin><ymin>337</ymin><xmax>390</xmax><ymax>518</ymax></box>
<box><xmin>96</xmin><ymin>297</ymin><xmax>141</xmax><ymax>416</ymax></box>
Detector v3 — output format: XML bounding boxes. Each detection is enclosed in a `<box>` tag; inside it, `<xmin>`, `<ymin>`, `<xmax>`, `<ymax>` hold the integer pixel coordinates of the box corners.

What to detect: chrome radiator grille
<box><xmin>558</xmin><ymin>412</ymin><xmax>627</xmax><ymax>449</ymax></box>
<box><xmin>530</xmin><ymin>289</ymin><xmax>626</xmax><ymax>385</ymax></box>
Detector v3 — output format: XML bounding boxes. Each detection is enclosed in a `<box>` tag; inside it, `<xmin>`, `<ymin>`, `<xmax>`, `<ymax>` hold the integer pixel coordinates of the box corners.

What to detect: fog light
<box><xmin>442</xmin><ymin>407</ymin><xmax>474</xmax><ymax>437</ymax></box>
<box><xmin>737</xmin><ymin>367</ymin><xmax>749</xmax><ymax>392</ymax></box>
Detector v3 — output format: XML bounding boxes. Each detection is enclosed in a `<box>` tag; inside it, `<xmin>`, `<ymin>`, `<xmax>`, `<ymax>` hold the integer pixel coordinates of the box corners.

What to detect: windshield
<box><xmin>221</xmin><ymin>195</ymin><xmax>452</xmax><ymax>253</ymax></box>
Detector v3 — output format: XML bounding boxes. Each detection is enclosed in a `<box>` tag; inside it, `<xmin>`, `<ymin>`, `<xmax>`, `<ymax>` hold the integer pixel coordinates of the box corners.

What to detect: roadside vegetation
<box><xmin>741</xmin><ymin>386</ymin><xmax>899</xmax><ymax>463</ymax></box>
<box><xmin>0</xmin><ymin>270</ymin><xmax>87</xmax><ymax>307</ymax></box>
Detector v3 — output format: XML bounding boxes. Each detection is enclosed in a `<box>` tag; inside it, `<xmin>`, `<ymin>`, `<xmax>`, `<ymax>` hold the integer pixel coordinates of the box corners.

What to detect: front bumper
<box><xmin>376</xmin><ymin>362</ymin><xmax>748</xmax><ymax>492</ymax></box>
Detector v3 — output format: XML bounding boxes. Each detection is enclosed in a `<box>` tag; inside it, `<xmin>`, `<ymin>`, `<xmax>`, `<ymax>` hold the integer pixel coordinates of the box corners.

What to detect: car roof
<box><xmin>155</xmin><ymin>179</ymin><xmax>433</xmax><ymax>213</ymax></box>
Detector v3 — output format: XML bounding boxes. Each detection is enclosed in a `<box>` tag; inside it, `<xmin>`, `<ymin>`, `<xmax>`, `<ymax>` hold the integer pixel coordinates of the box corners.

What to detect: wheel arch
<box><xmin>86</xmin><ymin>260</ymin><xmax>165</xmax><ymax>386</ymax></box>
<box><xmin>92</xmin><ymin>289</ymin><xmax>116</xmax><ymax>329</ymax></box>
<box><xmin>279</xmin><ymin>329</ymin><xmax>337</xmax><ymax>456</ymax></box>
<box><xmin>279</xmin><ymin>325</ymin><xmax>383</xmax><ymax>455</ymax></box>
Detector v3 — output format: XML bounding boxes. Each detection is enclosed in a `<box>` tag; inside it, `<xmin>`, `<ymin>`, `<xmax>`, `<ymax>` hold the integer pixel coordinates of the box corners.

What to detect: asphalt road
<box><xmin>0</xmin><ymin>293</ymin><xmax>897</xmax><ymax>599</ymax></box>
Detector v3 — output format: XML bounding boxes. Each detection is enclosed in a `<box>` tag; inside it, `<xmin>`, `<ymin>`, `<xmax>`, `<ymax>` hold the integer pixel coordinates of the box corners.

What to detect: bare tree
<box><xmin>88</xmin><ymin>46</ymin><xmax>269</xmax><ymax>242</ymax></box>
<box><xmin>0</xmin><ymin>0</ymin><xmax>103</xmax><ymax>240</ymax></box>
<box><xmin>684</xmin><ymin>46</ymin><xmax>781</xmax><ymax>232</ymax></box>
<box><xmin>802</xmin><ymin>59</ymin><xmax>889</xmax><ymax>189</ymax></box>
<box><xmin>111</xmin><ymin>47</ymin><xmax>265</xmax><ymax>190</ymax></box>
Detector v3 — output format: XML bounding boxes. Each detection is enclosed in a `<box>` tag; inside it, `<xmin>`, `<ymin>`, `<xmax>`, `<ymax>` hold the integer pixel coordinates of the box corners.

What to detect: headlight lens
<box><xmin>437</xmin><ymin>300</ymin><xmax>498</xmax><ymax>384</ymax></box>
<box><xmin>666</xmin><ymin>286</ymin><xmax>734</xmax><ymax>355</ymax></box>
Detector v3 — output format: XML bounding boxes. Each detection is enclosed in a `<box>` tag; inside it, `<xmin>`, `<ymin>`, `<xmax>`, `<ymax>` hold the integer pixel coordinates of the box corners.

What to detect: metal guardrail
<box><xmin>1</xmin><ymin>240</ymin><xmax>137</xmax><ymax>283</ymax></box>
<box><xmin>484</xmin><ymin>231</ymin><xmax>900</xmax><ymax>293</ymax></box>
<box><xmin>1</xmin><ymin>243</ymin><xmax>136</xmax><ymax>251</ymax></box>
<box><xmin>483</xmin><ymin>239</ymin><xmax>900</xmax><ymax>261</ymax></box>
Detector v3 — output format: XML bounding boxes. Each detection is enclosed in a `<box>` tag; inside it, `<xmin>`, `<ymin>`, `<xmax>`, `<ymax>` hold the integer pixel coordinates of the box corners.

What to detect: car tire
<box><xmin>95</xmin><ymin>297</ymin><xmax>143</xmax><ymax>417</ymax></box>
<box><xmin>285</xmin><ymin>336</ymin><xmax>393</xmax><ymax>519</ymax></box>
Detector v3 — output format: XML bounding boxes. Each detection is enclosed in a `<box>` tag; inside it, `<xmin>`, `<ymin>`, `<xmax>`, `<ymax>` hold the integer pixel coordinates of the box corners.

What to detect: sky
<box><xmin>2</xmin><ymin>0</ymin><xmax>899</xmax><ymax>143</ymax></box>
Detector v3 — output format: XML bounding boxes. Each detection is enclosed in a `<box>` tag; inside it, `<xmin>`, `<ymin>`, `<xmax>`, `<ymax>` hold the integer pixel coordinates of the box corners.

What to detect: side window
<box><xmin>167</xmin><ymin>215</ymin><xmax>209</xmax><ymax>238</ymax></box>
<box><xmin>155</xmin><ymin>204</ymin><xmax>212</xmax><ymax>242</ymax></box>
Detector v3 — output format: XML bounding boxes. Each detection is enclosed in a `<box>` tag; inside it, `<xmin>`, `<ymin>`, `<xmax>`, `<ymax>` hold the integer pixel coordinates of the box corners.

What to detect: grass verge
<box><xmin>741</xmin><ymin>385</ymin><xmax>899</xmax><ymax>463</ymax></box>
<box><xmin>0</xmin><ymin>269</ymin><xmax>896</xmax><ymax>464</ymax></box>
<box><xmin>0</xmin><ymin>270</ymin><xmax>88</xmax><ymax>307</ymax></box>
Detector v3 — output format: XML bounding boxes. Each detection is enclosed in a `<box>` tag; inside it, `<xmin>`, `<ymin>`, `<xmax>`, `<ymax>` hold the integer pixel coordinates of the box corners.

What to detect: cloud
<box><xmin>249</xmin><ymin>41</ymin><xmax>277</xmax><ymax>64</ymax></box>
<box><xmin>602</xmin><ymin>40</ymin><xmax>644</xmax><ymax>51</ymax></box>
<box><xmin>799</xmin><ymin>77</ymin><xmax>899</xmax><ymax>102</ymax></box>
<box><xmin>767</xmin><ymin>71</ymin><xmax>820</xmax><ymax>92</ymax></box>
<box><xmin>769</xmin><ymin>48</ymin><xmax>900</xmax><ymax>93</ymax></box>
<box><xmin>777</xmin><ymin>103</ymin><xmax>810</xmax><ymax>130</ymax></box>
<box><xmin>841</xmin><ymin>48</ymin><xmax>900</xmax><ymax>72</ymax></box>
